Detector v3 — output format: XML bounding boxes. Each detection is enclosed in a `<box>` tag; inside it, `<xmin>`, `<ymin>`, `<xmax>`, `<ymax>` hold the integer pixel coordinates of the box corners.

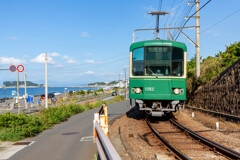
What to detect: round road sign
<box><xmin>9</xmin><ymin>65</ymin><xmax>16</xmax><ymax>72</ymax></box>
<box><xmin>17</xmin><ymin>65</ymin><xmax>24</xmax><ymax>72</ymax></box>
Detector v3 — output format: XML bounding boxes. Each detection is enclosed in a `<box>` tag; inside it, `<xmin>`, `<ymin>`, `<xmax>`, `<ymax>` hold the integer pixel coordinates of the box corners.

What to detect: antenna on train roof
<box><xmin>148</xmin><ymin>11</ymin><xmax>169</xmax><ymax>40</ymax></box>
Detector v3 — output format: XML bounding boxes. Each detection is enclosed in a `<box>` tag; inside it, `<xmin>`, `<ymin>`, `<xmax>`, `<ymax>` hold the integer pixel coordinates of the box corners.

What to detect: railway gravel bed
<box><xmin>109</xmin><ymin>108</ymin><xmax>240</xmax><ymax>160</ymax></box>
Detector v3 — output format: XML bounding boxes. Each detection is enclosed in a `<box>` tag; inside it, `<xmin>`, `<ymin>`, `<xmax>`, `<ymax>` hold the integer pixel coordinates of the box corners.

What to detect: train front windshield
<box><xmin>132</xmin><ymin>46</ymin><xmax>184</xmax><ymax>77</ymax></box>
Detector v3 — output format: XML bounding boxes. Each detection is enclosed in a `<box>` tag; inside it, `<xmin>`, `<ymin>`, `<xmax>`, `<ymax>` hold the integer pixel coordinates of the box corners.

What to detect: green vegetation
<box><xmin>108</xmin><ymin>81</ymin><xmax>118</xmax><ymax>85</ymax></box>
<box><xmin>0</xmin><ymin>95</ymin><xmax>125</xmax><ymax>141</ymax></box>
<box><xmin>88</xmin><ymin>80</ymin><xmax>119</xmax><ymax>86</ymax></box>
<box><xmin>3</xmin><ymin>81</ymin><xmax>39</xmax><ymax>87</ymax></box>
<box><xmin>88</xmin><ymin>82</ymin><xmax>107</xmax><ymax>86</ymax></box>
<box><xmin>187</xmin><ymin>41</ymin><xmax>240</xmax><ymax>101</ymax></box>
<box><xmin>114</xmin><ymin>95</ymin><xmax>124</xmax><ymax>102</ymax></box>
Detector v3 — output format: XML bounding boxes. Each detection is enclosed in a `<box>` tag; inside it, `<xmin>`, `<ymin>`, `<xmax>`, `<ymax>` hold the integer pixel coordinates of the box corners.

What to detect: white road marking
<box><xmin>0</xmin><ymin>141</ymin><xmax>35</xmax><ymax>160</ymax></box>
<box><xmin>80</xmin><ymin>136</ymin><xmax>93</xmax><ymax>142</ymax></box>
<box><xmin>102</xmin><ymin>97</ymin><xmax>114</xmax><ymax>101</ymax></box>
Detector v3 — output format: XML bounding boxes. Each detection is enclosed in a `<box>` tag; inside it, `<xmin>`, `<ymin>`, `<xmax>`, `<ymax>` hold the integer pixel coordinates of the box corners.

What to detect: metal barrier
<box><xmin>93</xmin><ymin>105</ymin><xmax>121</xmax><ymax>160</ymax></box>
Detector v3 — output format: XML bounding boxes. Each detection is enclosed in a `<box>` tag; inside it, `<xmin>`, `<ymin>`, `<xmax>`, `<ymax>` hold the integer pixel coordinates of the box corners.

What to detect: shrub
<box><xmin>0</xmin><ymin>94</ymin><xmax>126</xmax><ymax>141</ymax></box>
<box><xmin>114</xmin><ymin>95</ymin><xmax>125</xmax><ymax>102</ymax></box>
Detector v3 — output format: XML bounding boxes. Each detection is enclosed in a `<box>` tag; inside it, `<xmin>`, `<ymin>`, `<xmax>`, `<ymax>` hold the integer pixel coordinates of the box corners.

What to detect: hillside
<box><xmin>88</xmin><ymin>80</ymin><xmax>119</xmax><ymax>86</ymax></box>
<box><xmin>187</xmin><ymin>41</ymin><xmax>240</xmax><ymax>101</ymax></box>
<box><xmin>3</xmin><ymin>81</ymin><xmax>40</xmax><ymax>87</ymax></box>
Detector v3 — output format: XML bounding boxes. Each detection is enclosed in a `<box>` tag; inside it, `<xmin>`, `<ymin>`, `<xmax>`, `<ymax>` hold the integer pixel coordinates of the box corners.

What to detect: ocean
<box><xmin>0</xmin><ymin>87</ymin><xmax>99</xmax><ymax>98</ymax></box>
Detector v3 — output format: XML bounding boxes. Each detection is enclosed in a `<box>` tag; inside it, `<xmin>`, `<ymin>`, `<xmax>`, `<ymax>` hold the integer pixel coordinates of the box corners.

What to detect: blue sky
<box><xmin>0</xmin><ymin>0</ymin><xmax>239</xmax><ymax>86</ymax></box>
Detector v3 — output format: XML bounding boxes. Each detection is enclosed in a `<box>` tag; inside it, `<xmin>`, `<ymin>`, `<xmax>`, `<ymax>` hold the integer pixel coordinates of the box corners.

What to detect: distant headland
<box><xmin>2</xmin><ymin>81</ymin><xmax>43</xmax><ymax>88</ymax></box>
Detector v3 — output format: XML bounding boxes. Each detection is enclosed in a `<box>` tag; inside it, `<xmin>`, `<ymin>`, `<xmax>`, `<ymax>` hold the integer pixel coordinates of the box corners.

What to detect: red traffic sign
<box><xmin>9</xmin><ymin>65</ymin><xmax>16</xmax><ymax>72</ymax></box>
<box><xmin>17</xmin><ymin>65</ymin><xmax>24</xmax><ymax>72</ymax></box>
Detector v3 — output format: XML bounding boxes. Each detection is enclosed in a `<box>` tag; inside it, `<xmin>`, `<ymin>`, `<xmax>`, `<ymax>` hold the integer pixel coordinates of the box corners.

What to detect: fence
<box><xmin>93</xmin><ymin>105</ymin><xmax>121</xmax><ymax>160</ymax></box>
<box><xmin>191</xmin><ymin>59</ymin><xmax>240</xmax><ymax>116</ymax></box>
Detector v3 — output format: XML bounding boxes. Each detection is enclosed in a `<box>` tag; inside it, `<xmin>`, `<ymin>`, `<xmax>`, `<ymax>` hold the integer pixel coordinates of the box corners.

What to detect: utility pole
<box><xmin>195</xmin><ymin>0</ymin><xmax>200</xmax><ymax>78</ymax></box>
<box><xmin>24</xmin><ymin>70</ymin><xmax>27</xmax><ymax>97</ymax></box>
<box><xmin>17</xmin><ymin>71</ymin><xmax>20</xmax><ymax>113</ymax></box>
<box><xmin>45</xmin><ymin>52</ymin><xmax>48</xmax><ymax>109</ymax></box>
<box><xmin>119</xmin><ymin>73</ymin><xmax>120</xmax><ymax>89</ymax></box>
<box><xmin>123</xmin><ymin>69</ymin><xmax>126</xmax><ymax>99</ymax></box>
<box><xmin>24</xmin><ymin>70</ymin><xmax>28</xmax><ymax>109</ymax></box>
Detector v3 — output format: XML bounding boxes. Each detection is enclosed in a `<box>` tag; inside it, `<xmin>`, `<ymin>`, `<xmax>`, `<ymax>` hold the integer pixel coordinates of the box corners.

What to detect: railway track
<box><xmin>185</xmin><ymin>105</ymin><xmax>240</xmax><ymax>122</ymax></box>
<box><xmin>146</xmin><ymin>118</ymin><xmax>240</xmax><ymax>160</ymax></box>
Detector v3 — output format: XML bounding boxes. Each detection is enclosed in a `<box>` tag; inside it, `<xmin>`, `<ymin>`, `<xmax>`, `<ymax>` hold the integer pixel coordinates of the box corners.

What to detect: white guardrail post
<box><xmin>93</xmin><ymin>105</ymin><xmax>121</xmax><ymax>160</ymax></box>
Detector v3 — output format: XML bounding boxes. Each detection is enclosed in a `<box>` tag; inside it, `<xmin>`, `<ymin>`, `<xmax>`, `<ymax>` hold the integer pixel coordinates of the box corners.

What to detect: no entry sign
<box><xmin>17</xmin><ymin>65</ymin><xmax>24</xmax><ymax>72</ymax></box>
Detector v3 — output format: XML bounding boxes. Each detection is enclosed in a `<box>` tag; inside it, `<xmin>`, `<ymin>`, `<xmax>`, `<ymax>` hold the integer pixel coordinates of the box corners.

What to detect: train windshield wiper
<box><xmin>147</xmin><ymin>67</ymin><xmax>158</xmax><ymax>78</ymax></box>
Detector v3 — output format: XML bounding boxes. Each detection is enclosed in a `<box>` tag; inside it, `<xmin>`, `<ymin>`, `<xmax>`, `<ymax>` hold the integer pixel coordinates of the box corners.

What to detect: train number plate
<box><xmin>145</xmin><ymin>87</ymin><xmax>154</xmax><ymax>91</ymax></box>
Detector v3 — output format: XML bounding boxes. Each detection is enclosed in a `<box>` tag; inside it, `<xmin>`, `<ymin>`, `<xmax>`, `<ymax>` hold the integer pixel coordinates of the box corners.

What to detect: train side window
<box><xmin>132</xmin><ymin>47</ymin><xmax>144</xmax><ymax>76</ymax></box>
<box><xmin>172</xmin><ymin>47</ymin><xmax>184</xmax><ymax>76</ymax></box>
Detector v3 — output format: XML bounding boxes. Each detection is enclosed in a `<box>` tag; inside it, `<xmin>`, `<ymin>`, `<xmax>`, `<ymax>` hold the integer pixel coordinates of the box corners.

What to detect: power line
<box><xmin>175</xmin><ymin>0</ymin><xmax>212</xmax><ymax>40</ymax></box>
<box><xmin>202</xmin><ymin>8</ymin><xmax>240</xmax><ymax>34</ymax></box>
<box><xmin>173</xmin><ymin>2</ymin><xmax>195</xmax><ymax>37</ymax></box>
<box><xmin>164</xmin><ymin>0</ymin><xmax>176</xmax><ymax>25</ymax></box>
<box><xmin>158</xmin><ymin>0</ymin><xmax>163</xmax><ymax>11</ymax></box>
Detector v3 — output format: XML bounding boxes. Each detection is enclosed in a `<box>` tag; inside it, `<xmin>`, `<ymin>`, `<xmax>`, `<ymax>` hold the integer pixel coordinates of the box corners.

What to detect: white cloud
<box><xmin>81</xmin><ymin>32</ymin><xmax>90</xmax><ymax>37</ymax></box>
<box><xmin>85</xmin><ymin>70</ymin><xmax>95</xmax><ymax>75</ymax></box>
<box><xmin>124</xmin><ymin>65</ymin><xmax>129</xmax><ymax>69</ymax></box>
<box><xmin>84</xmin><ymin>59</ymin><xmax>95</xmax><ymax>64</ymax></box>
<box><xmin>30</xmin><ymin>53</ymin><xmax>55</xmax><ymax>64</ymax></box>
<box><xmin>5</xmin><ymin>36</ymin><xmax>19</xmax><ymax>40</ymax></box>
<box><xmin>0</xmin><ymin>57</ymin><xmax>26</xmax><ymax>65</ymax></box>
<box><xmin>50</xmin><ymin>52</ymin><xmax>60</xmax><ymax>57</ymax></box>
<box><xmin>62</xmin><ymin>55</ymin><xmax>78</xmax><ymax>64</ymax></box>
<box><xmin>62</xmin><ymin>55</ymin><xmax>69</xmax><ymax>60</ymax></box>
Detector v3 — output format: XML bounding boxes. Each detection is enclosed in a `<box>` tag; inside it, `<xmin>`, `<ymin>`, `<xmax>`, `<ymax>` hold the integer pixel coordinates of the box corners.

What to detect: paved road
<box><xmin>9</xmin><ymin>100</ymin><xmax>130</xmax><ymax>160</ymax></box>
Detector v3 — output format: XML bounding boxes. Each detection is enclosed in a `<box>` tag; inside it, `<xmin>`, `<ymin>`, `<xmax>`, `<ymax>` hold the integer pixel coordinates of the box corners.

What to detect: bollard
<box><xmin>216</xmin><ymin>122</ymin><xmax>219</xmax><ymax>131</ymax></box>
<box><xmin>93</xmin><ymin>113</ymin><xmax>99</xmax><ymax>143</ymax></box>
<box><xmin>192</xmin><ymin>112</ymin><xmax>195</xmax><ymax>118</ymax></box>
<box><xmin>103</xmin><ymin>106</ymin><xmax>109</xmax><ymax>137</ymax></box>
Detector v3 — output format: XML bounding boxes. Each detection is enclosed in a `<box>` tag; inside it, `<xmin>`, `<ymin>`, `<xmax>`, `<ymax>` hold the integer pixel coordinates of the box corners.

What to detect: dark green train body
<box><xmin>129</xmin><ymin>40</ymin><xmax>187</xmax><ymax>116</ymax></box>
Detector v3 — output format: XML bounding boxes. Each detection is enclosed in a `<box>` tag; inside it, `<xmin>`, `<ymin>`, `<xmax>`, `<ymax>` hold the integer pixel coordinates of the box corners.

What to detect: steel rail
<box><xmin>185</xmin><ymin>105</ymin><xmax>240</xmax><ymax>122</ymax></box>
<box><xmin>170</xmin><ymin>119</ymin><xmax>240</xmax><ymax>159</ymax></box>
<box><xmin>146</xmin><ymin>120</ymin><xmax>191</xmax><ymax>160</ymax></box>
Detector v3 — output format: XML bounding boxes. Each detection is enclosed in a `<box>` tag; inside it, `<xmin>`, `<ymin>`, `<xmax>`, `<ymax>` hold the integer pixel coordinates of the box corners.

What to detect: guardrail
<box><xmin>93</xmin><ymin>105</ymin><xmax>121</xmax><ymax>160</ymax></box>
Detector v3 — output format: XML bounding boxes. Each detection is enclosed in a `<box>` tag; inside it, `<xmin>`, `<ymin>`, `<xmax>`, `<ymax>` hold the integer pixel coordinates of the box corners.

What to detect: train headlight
<box><xmin>135</xmin><ymin>87</ymin><xmax>141</xmax><ymax>94</ymax></box>
<box><xmin>173</xmin><ymin>88</ymin><xmax>180</xmax><ymax>95</ymax></box>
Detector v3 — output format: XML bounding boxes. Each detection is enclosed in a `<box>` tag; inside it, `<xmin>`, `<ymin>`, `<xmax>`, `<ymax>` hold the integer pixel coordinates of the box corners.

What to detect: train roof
<box><xmin>130</xmin><ymin>40</ymin><xmax>187</xmax><ymax>52</ymax></box>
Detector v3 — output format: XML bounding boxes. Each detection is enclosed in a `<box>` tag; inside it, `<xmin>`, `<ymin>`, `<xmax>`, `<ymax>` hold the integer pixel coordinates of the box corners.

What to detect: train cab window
<box><xmin>132</xmin><ymin>47</ymin><xmax>144</xmax><ymax>76</ymax></box>
<box><xmin>172</xmin><ymin>47</ymin><xmax>184</xmax><ymax>76</ymax></box>
<box><xmin>131</xmin><ymin>46</ymin><xmax>184</xmax><ymax>77</ymax></box>
<box><xmin>145</xmin><ymin>46</ymin><xmax>171</xmax><ymax>76</ymax></box>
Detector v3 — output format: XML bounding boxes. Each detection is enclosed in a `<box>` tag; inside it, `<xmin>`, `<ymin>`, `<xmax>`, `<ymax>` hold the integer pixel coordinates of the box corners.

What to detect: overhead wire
<box><xmin>172</xmin><ymin>3</ymin><xmax>190</xmax><ymax>37</ymax></box>
<box><xmin>172</xmin><ymin>2</ymin><xmax>195</xmax><ymax>37</ymax></box>
<box><xmin>164</xmin><ymin>0</ymin><xmax>176</xmax><ymax>25</ymax></box>
<box><xmin>201</xmin><ymin>8</ymin><xmax>240</xmax><ymax>34</ymax></box>
<box><xmin>175</xmin><ymin>0</ymin><xmax>213</xmax><ymax>40</ymax></box>
<box><xmin>158</xmin><ymin>0</ymin><xmax>163</xmax><ymax>11</ymax></box>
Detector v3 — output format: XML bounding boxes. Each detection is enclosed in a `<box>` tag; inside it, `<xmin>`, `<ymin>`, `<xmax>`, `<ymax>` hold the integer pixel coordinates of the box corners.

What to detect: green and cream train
<box><xmin>129</xmin><ymin>40</ymin><xmax>187</xmax><ymax>116</ymax></box>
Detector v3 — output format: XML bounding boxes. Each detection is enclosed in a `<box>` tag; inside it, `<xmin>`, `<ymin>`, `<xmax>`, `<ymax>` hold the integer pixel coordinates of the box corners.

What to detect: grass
<box><xmin>0</xmin><ymin>95</ymin><xmax>125</xmax><ymax>141</ymax></box>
